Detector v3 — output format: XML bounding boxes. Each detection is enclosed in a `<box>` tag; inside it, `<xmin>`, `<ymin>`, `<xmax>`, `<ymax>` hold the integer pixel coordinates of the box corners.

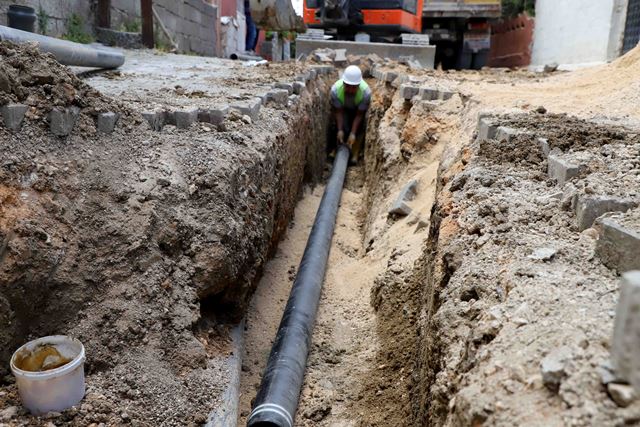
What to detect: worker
<box><xmin>331</xmin><ymin>65</ymin><xmax>371</xmax><ymax>164</ymax></box>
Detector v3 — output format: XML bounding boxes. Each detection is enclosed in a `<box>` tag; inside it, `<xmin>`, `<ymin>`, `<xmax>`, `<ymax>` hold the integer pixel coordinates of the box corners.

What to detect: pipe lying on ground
<box><xmin>247</xmin><ymin>144</ymin><xmax>351</xmax><ymax>427</ymax></box>
<box><xmin>230</xmin><ymin>52</ymin><xmax>265</xmax><ymax>61</ymax></box>
<box><xmin>0</xmin><ymin>25</ymin><xmax>125</xmax><ymax>69</ymax></box>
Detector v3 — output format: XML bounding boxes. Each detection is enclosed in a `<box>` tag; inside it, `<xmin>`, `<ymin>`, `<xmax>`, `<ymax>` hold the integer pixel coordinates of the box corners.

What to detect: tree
<box><xmin>502</xmin><ymin>0</ymin><xmax>535</xmax><ymax>18</ymax></box>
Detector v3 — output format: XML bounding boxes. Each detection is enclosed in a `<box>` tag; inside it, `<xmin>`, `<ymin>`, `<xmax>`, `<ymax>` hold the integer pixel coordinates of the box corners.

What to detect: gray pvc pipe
<box><xmin>247</xmin><ymin>144</ymin><xmax>351</xmax><ymax>427</ymax></box>
<box><xmin>0</xmin><ymin>25</ymin><xmax>125</xmax><ymax>69</ymax></box>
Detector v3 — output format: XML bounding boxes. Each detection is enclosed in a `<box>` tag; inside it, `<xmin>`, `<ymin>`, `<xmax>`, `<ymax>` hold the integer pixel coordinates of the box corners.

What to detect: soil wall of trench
<box><xmin>0</xmin><ymin>42</ymin><xmax>334</xmax><ymax>424</ymax></box>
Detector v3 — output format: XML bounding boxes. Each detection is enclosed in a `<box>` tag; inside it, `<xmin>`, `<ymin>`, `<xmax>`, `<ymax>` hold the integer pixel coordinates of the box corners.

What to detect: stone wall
<box><xmin>0</xmin><ymin>0</ymin><xmax>93</xmax><ymax>38</ymax></box>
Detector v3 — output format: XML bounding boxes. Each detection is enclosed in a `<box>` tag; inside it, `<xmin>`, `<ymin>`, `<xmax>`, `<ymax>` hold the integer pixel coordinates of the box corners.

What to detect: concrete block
<box><xmin>611</xmin><ymin>271</ymin><xmax>640</xmax><ymax>391</ymax></box>
<box><xmin>292</xmin><ymin>81</ymin><xmax>306</xmax><ymax>95</ymax></box>
<box><xmin>477</xmin><ymin>117</ymin><xmax>498</xmax><ymax>141</ymax></box>
<box><xmin>400</xmin><ymin>84</ymin><xmax>420</xmax><ymax>101</ymax></box>
<box><xmin>383</xmin><ymin>71</ymin><xmax>398</xmax><ymax>83</ymax></box>
<box><xmin>163</xmin><ymin>110</ymin><xmax>177</xmax><ymax>126</ymax></box>
<box><xmin>547</xmin><ymin>154</ymin><xmax>585</xmax><ymax>185</ymax></box>
<box><xmin>391</xmin><ymin>74</ymin><xmax>409</xmax><ymax>88</ymax></box>
<box><xmin>1</xmin><ymin>103</ymin><xmax>28</xmax><ymax>131</ymax></box>
<box><xmin>175</xmin><ymin>108</ymin><xmax>198</xmax><ymax>129</ymax></box>
<box><xmin>231</xmin><ymin>98</ymin><xmax>262</xmax><ymax>122</ymax></box>
<box><xmin>309</xmin><ymin>68</ymin><xmax>317</xmax><ymax>80</ymax></box>
<box><xmin>372</xmin><ymin>67</ymin><xmax>384</xmax><ymax>80</ymax></box>
<box><xmin>440</xmin><ymin>90</ymin><xmax>455</xmax><ymax>100</ymax></box>
<box><xmin>538</xmin><ymin>138</ymin><xmax>550</xmax><ymax>156</ymax></box>
<box><xmin>334</xmin><ymin>48</ymin><xmax>347</xmax><ymax>63</ymax></box>
<box><xmin>596</xmin><ymin>217</ymin><xmax>640</xmax><ymax>273</ymax></box>
<box><xmin>419</xmin><ymin>87</ymin><xmax>439</xmax><ymax>101</ymax></box>
<box><xmin>49</xmin><ymin>106</ymin><xmax>80</xmax><ymax>137</ymax></box>
<box><xmin>496</xmin><ymin>126</ymin><xmax>519</xmax><ymax>142</ymax></box>
<box><xmin>389</xmin><ymin>179</ymin><xmax>418</xmax><ymax>216</ymax></box>
<box><xmin>288</xmin><ymin>94</ymin><xmax>299</xmax><ymax>105</ymax></box>
<box><xmin>142</xmin><ymin>111</ymin><xmax>164</xmax><ymax>131</ymax></box>
<box><xmin>266</xmin><ymin>89</ymin><xmax>290</xmax><ymax>106</ymax></box>
<box><xmin>97</xmin><ymin>112</ymin><xmax>119</xmax><ymax>134</ymax></box>
<box><xmin>198</xmin><ymin>105</ymin><xmax>229</xmax><ymax>125</ymax></box>
<box><xmin>274</xmin><ymin>82</ymin><xmax>294</xmax><ymax>94</ymax></box>
<box><xmin>575</xmin><ymin>196</ymin><xmax>636</xmax><ymax>231</ymax></box>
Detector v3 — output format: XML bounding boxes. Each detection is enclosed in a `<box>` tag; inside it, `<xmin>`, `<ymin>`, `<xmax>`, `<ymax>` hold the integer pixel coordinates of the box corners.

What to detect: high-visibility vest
<box><xmin>335</xmin><ymin>79</ymin><xmax>369</xmax><ymax>107</ymax></box>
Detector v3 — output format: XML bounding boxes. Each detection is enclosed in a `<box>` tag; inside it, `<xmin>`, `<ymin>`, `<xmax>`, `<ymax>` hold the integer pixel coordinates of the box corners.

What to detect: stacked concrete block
<box><xmin>611</xmin><ymin>271</ymin><xmax>640</xmax><ymax>392</ymax></box>
<box><xmin>1</xmin><ymin>103</ymin><xmax>28</xmax><ymax>131</ymax></box>
<box><xmin>231</xmin><ymin>98</ymin><xmax>262</xmax><ymax>121</ymax></box>
<box><xmin>547</xmin><ymin>153</ymin><xmax>586</xmax><ymax>185</ymax></box>
<box><xmin>575</xmin><ymin>195</ymin><xmax>636</xmax><ymax>231</ymax></box>
<box><xmin>596</xmin><ymin>216</ymin><xmax>640</xmax><ymax>273</ymax></box>
<box><xmin>49</xmin><ymin>106</ymin><xmax>80</xmax><ymax>137</ymax></box>
<box><xmin>97</xmin><ymin>112</ymin><xmax>119</xmax><ymax>134</ymax></box>
<box><xmin>175</xmin><ymin>108</ymin><xmax>198</xmax><ymax>129</ymax></box>
<box><xmin>198</xmin><ymin>106</ymin><xmax>229</xmax><ymax>125</ymax></box>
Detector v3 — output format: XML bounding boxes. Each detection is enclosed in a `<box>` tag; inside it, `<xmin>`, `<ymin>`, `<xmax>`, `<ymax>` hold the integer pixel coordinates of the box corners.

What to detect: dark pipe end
<box><xmin>230</xmin><ymin>53</ymin><xmax>239</xmax><ymax>60</ymax></box>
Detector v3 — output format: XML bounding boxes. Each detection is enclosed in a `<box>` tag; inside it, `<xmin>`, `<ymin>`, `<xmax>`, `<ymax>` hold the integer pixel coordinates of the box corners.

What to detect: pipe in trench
<box><xmin>0</xmin><ymin>25</ymin><xmax>125</xmax><ymax>69</ymax></box>
<box><xmin>247</xmin><ymin>144</ymin><xmax>351</xmax><ymax>427</ymax></box>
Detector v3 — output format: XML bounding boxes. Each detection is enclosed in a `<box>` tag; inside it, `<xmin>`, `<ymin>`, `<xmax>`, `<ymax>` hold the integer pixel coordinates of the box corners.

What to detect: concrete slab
<box><xmin>611</xmin><ymin>271</ymin><xmax>640</xmax><ymax>391</ymax></box>
<box><xmin>596</xmin><ymin>217</ymin><xmax>640</xmax><ymax>273</ymax></box>
<box><xmin>1</xmin><ymin>103</ymin><xmax>28</xmax><ymax>131</ymax></box>
<box><xmin>274</xmin><ymin>82</ymin><xmax>294</xmax><ymax>94</ymax></box>
<box><xmin>296</xmin><ymin>39</ymin><xmax>435</xmax><ymax>69</ymax></box>
<box><xmin>266</xmin><ymin>89</ymin><xmax>290</xmax><ymax>106</ymax></box>
<box><xmin>231</xmin><ymin>98</ymin><xmax>262</xmax><ymax>122</ymax></box>
<box><xmin>198</xmin><ymin>106</ymin><xmax>229</xmax><ymax>125</ymax></box>
<box><xmin>175</xmin><ymin>108</ymin><xmax>198</xmax><ymax>129</ymax></box>
<box><xmin>575</xmin><ymin>195</ymin><xmax>637</xmax><ymax>231</ymax></box>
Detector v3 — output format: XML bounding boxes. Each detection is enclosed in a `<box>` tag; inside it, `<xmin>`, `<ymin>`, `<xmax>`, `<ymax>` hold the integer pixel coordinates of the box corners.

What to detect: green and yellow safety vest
<box><xmin>335</xmin><ymin>79</ymin><xmax>370</xmax><ymax>107</ymax></box>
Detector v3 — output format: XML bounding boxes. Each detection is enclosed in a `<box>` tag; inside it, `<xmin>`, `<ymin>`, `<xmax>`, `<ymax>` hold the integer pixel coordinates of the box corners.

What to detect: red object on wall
<box><xmin>255</xmin><ymin>30</ymin><xmax>266</xmax><ymax>55</ymax></box>
<box><xmin>489</xmin><ymin>13</ymin><xmax>535</xmax><ymax>68</ymax></box>
<box><xmin>219</xmin><ymin>0</ymin><xmax>238</xmax><ymax>17</ymax></box>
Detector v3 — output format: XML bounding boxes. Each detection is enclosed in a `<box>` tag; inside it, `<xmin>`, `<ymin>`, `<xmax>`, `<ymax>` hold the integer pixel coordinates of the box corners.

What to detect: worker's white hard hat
<box><xmin>343</xmin><ymin>65</ymin><xmax>363</xmax><ymax>86</ymax></box>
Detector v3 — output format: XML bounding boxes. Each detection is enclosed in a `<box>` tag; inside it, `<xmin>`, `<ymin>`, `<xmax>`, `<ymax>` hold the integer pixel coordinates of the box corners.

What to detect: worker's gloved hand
<box><xmin>337</xmin><ymin>130</ymin><xmax>345</xmax><ymax>144</ymax></box>
<box><xmin>347</xmin><ymin>133</ymin><xmax>356</xmax><ymax>147</ymax></box>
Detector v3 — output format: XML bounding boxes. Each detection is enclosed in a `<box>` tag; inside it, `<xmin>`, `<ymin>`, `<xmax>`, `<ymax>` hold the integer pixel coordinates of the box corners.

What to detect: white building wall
<box><xmin>532</xmin><ymin>0</ymin><xmax>628</xmax><ymax>67</ymax></box>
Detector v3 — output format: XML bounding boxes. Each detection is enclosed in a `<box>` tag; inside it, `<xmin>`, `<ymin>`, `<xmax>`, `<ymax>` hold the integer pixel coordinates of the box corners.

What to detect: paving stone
<box><xmin>547</xmin><ymin>153</ymin><xmax>586</xmax><ymax>185</ymax></box>
<box><xmin>231</xmin><ymin>98</ymin><xmax>262</xmax><ymax>122</ymax></box>
<box><xmin>198</xmin><ymin>105</ymin><xmax>229</xmax><ymax>125</ymax></box>
<box><xmin>611</xmin><ymin>271</ymin><xmax>640</xmax><ymax>391</ymax></box>
<box><xmin>419</xmin><ymin>87</ymin><xmax>439</xmax><ymax>101</ymax></box>
<box><xmin>477</xmin><ymin>117</ymin><xmax>499</xmax><ymax>141</ymax></box>
<box><xmin>389</xmin><ymin>179</ymin><xmax>418</xmax><ymax>216</ymax></box>
<box><xmin>1</xmin><ymin>103</ymin><xmax>28</xmax><ymax>131</ymax></box>
<box><xmin>97</xmin><ymin>112</ymin><xmax>119</xmax><ymax>134</ymax></box>
<box><xmin>575</xmin><ymin>195</ymin><xmax>636</xmax><ymax>231</ymax></box>
<box><xmin>49</xmin><ymin>106</ymin><xmax>80</xmax><ymax>137</ymax></box>
<box><xmin>274</xmin><ymin>82</ymin><xmax>294</xmax><ymax>94</ymax></box>
<box><xmin>538</xmin><ymin>137</ymin><xmax>550</xmax><ymax>156</ymax></box>
<box><xmin>142</xmin><ymin>111</ymin><xmax>164</xmax><ymax>131</ymax></box>
<box><xmin>174</xmin><ymin>108</ymin><xmax>198</xmax><ymax>129</ymax></box>
<box><xmin>495</xmin><ymin>126</ymin><xmax>520</xmax><ymax>142</ymax></box>
<box><xmin>292</xmin><ymin>81</ymin><xmax>306</xmax><ymax>95</ymax></box>
<box><xmin>596</xmin><ymin>217</ymin><xmax>640</xmax><ymax>272</ymax></box>
<box><xmin>399</xmin><ymin>84</ymin><xmax>420</xmax><ymax>100</ymax></box>
<box><xmin>266</xmin><ymin>89</ymin><xmax>290</xmax><ymax>106</ymax></box>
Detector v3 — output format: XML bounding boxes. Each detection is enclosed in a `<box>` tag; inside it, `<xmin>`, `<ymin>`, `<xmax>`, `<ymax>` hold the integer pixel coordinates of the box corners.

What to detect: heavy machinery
<box><xmin>302</xmin><ymin>0</ymin><xmax>501</xmax><ymax>69</ymax></box>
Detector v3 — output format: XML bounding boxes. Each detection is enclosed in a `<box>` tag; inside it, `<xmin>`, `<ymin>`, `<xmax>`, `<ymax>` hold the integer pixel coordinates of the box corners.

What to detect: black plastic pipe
<box><xmin>247</xmin><ymin>144</ymin><xmax>351</xmax><ymax>427</ymax></box>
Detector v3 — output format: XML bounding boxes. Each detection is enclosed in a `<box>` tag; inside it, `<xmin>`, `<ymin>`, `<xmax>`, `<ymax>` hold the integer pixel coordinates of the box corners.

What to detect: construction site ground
<box><xmin>0</xmin><ymin>42</ymin><xmax>639</xmax><ymax>427</ymax></box>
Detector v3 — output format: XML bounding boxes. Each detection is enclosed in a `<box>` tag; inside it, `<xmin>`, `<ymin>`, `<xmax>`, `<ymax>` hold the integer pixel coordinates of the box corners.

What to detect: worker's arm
<box><xmin>335</xmin><ymin>108</ymin><xmax>345</xmax><ymax>143</ymax></box>
<box><xmin>349</xmin><ymin>110</ymin><xmax>365</xmax><ymax>139</ymax></box>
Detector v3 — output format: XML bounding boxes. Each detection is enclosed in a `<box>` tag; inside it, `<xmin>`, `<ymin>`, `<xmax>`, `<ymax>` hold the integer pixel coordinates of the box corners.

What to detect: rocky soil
<box><xmin>0</xmin><ymin>43</ymin><xmax>330</xmax><ymax>426</ymax></box>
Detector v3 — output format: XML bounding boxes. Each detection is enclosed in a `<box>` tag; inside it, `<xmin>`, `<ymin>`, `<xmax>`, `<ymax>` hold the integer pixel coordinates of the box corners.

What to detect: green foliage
<box><xmin>63</xmin><ymin>13</ymin><xmax>94</xmax><ymax>44</ymax></box>
<box><xmin>502</xmin><ymin>0</ymin><xmax>535</xmax><ymax>18</ymax></box>
<box><xmin>37</xmin><ymin>6</ymin><xmax>49</xmax><ymax>35</ymax></box>
<box><xmin>120</xmin><ymin>19</ymin><xmax>141</xmax><ymax>33</ymax></box>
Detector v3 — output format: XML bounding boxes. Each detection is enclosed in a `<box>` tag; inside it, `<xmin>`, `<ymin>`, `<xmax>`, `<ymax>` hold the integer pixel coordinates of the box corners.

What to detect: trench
<box><xmin>235</xmin><ymin>80</ymin><xmax>446</xmax><ymax>427</ymax></box>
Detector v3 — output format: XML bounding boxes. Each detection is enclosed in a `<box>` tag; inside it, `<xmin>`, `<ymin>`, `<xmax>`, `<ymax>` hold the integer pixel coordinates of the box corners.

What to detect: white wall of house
<box><xmin>532</xmin><ymin>0</ymin><xmax>629</xmax><ymax>68</ymax></box>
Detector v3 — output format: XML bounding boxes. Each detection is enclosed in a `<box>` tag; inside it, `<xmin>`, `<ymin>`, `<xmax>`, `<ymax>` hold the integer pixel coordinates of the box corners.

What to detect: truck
<box><xmin>298</xmin><ymin>0</ymin><xmax>501</xmax><ymax>69</ymax></box>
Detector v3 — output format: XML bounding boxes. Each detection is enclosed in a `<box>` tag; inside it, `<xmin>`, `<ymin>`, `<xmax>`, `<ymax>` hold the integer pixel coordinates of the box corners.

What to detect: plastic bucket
<box><xmin>10</xmin><ymin>335</ymin><xmax>86</xmax><ymax>415</ymax></box>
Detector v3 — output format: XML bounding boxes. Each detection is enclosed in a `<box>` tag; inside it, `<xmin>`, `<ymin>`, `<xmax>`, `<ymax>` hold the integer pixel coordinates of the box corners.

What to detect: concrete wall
<box><xmin>532</xmin><ymin>0</ymin><xmax>628</xmax><ymax>67</ymax></box>
<box><xmin>0</xmin><ymin>0</ymin><xmax>93</xmax><ymax>37</ymax></box>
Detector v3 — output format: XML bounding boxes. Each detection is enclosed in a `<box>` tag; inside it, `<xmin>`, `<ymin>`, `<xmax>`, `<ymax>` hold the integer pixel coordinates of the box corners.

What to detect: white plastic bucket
<box><xmin>10</xmin><ymin>335</ymin><xmax>86</xmax><ymax>415</ymax></box>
